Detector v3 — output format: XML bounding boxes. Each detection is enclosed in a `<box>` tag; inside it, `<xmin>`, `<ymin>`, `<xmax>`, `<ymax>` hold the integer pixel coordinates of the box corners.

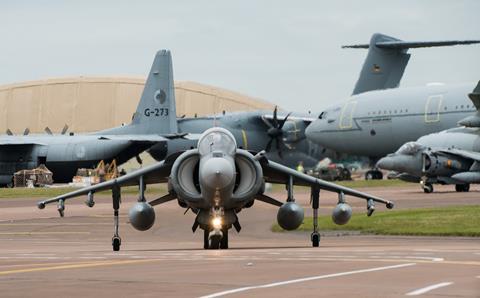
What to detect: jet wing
<box><xmin>37</xmin><ymin>159</ymin><xmax>173</xmax><ymax>207</ymax></box>
<box><xmin>260</xmin><ymin>158</ymin><xmax>393</xmax><ymax>206</ymax></box>
<box><xmin>436</xmin><ymin>148</ymin><xmax>480</xmax><ymax>162</ymax></box>
<box><xmin>97</xmin><ymin>133</ymin><xmax>201</xmax><ymax>142</ymax></box>
<box><xmin>262</xmin><ymin>114</ymin><xmax>316</xmax><ymax>124</ymax></box>
<box><xmin>0</xmin><ymin>140</ymin><xmax>46</xmax><ymax>146</ymax></box>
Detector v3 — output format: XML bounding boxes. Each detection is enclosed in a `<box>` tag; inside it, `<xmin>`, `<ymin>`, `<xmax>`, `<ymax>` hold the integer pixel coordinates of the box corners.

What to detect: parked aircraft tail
<box><xmin>345</xmin><ymin>33</ymin><xmax>480</xmax><ymax>95</ymax></box>
<box><xmin>99</xmin><ymin>50</ymin><xmax>178</xmax><ymax>136</ymax></box>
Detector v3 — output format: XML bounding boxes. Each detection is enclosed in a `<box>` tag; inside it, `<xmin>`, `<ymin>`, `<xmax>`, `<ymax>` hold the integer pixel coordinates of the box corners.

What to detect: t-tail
<box><xmin>99</xmin><ymin>49</ymin><xmax>178</xmax><ymax>135</ymax></box>
<box><xmin>345</xmin><ymin>33</ymin><xmax>480</xmax><ymax>95</ymax></box>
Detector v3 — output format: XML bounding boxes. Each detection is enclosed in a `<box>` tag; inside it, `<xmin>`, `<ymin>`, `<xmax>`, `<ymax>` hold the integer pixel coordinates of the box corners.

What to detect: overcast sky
<box><xmin>1</xmin><ymin>1</ymin><xmax>479</xmax><ymax>112</ymax></box>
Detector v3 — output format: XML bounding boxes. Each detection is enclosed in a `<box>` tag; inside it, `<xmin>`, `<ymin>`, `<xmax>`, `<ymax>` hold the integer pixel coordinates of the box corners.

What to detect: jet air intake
<box><xmin>169</xmin><ymin>150</ymin><xmax>202</xmax><ymax>202</ymax></box>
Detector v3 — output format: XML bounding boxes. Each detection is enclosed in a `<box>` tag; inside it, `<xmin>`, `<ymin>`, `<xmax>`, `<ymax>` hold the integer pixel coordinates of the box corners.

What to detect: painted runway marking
<box><xmin>199</xmin><ymin>263</ymin><xmax>416</xmax><ymax>298</ymax></box>
<box><xmin>0</xmin><ymin>232</ymin><xmax>90</xmax><ymax>235</ymax></box>
<box><xmin>0</xmin><ymin>259</ymin><xmax>159</xmax><ymax>276</ymax></box>
<box><xmin>405</xmin><ymin>282</ymin><xmax>453</xmax><ymax>296</ymax></box>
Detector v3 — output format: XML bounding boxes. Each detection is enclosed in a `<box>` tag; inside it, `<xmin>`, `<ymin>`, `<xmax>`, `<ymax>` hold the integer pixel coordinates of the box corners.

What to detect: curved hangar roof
<box><xmin>0</xmin><ymin>77</ymin><xmax>275</xmax><ymax>134</ymax></box>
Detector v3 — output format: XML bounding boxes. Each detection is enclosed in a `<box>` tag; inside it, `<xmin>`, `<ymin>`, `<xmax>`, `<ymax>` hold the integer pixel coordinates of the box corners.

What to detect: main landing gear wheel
<box><xmin>112</xmin><ymin>237</ymin><xmax>121</xmax><ymax>251</ymax></box>
<box><xmin>423</xmin><ymin>183</ymin><xmax>433</xmax><ymax>193</ymax></box>
<box><xmin>365</xmin><ymin>170</ymin><xmax>383</xmax><ymax>180</ymax></box>
<box><xmin>455</xmin><ymin>184</ymin><xmax>470</xmax><ymax>192</ymax></box>
<box><xmin>311</xmin><ymin>232</ymin><xmax>320</xmax><ymax>247</ymax></box>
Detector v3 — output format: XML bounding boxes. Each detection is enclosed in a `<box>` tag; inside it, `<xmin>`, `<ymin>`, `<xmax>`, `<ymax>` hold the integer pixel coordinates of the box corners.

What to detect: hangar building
<box><xmin>0</xmin><ymin>77</ymin><xmax>274</xmax><ymax>134</ymax></box>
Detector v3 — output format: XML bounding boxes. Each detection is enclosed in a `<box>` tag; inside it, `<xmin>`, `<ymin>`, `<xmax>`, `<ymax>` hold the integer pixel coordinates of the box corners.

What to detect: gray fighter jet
<box><xmin>37</xmin><ymin>127</ymin><xmax>394</xmax><ymax>251</ymax></box>
<box><xmin>0</xmin><ymin>50</ymin><xmax>181</xmax><ymax>186</ymax></box>
<box><xmin>377</xmin><ymin>82</ymin><xmax>480</xmax><ymax>193</ymax></box>
<box><xmin>305</xmin><ymin>33</ymin><xmax>480</xmax><ymax>179</ymax></box>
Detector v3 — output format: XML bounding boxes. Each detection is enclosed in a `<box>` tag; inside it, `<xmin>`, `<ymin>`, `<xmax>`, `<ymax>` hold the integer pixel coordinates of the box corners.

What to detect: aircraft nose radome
<box><xmin>201</xmin><ymin>158</ymin><xmax>235</xmax><ymax>189</ymax></box>
<box><xmin>376</xmin><ymin>157</ymin><xmax>394</xmax><ymax>170</ymax></box>
<box><xmin>305</xmin><ymin>121</ymin><xmax>322</xmax><ymax>143</ymax></box>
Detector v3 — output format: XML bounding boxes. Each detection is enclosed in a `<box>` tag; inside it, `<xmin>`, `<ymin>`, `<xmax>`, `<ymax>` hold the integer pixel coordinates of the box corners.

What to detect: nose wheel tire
<box><xmin>365</xmin><ymin>170</ymin><xmax>383</xmax><ymax>180</ymax></box>
<box><xmin>455</xmin><ymin>184</ymin><xmax>470</xmax><ymax>192</ymax></box>
<box><xmin>423</xmin><ymin>183</ymin><xmax>433</xmax><ymax>193</ymax></box>
<box><xmin>209</xmin><ymin>235</ymin><xmax>221</xmax><ymax>249</ymax></box>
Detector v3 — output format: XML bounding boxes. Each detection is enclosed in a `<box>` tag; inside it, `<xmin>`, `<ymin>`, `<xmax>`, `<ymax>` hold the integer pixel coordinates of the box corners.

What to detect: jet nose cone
<box><xmin>376</xmin><ymin>156</ymin><xmax>395</xmax><ymax>170</ymax></box>
<box><xmin>201</xmin><ymin>157</ymin><xmax>235</xmax><ymax>190</ymax></box>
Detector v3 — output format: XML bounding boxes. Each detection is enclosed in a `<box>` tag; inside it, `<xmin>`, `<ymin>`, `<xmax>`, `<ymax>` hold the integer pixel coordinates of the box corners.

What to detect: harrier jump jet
<box><xmin>37</xmin><ymin>127</ymin><xmax>394</xmax><ymax>251</ymax></box>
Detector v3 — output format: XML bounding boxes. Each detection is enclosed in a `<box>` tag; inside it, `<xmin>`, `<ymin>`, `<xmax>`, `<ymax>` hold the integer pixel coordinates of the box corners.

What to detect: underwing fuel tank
<box><xmin>277</xmin><ymin>202</ymin><xmax>304</xmax><ymax>231</ymax></box>
<box><xmin>331</xmin><ymin>203</ymin><xmax>352</xmax><ymax>225</ymax></box>
<box><xmin>128</xmin><ymin>202</ymin><xmax>156</xmax><ymax>231</ymax></box>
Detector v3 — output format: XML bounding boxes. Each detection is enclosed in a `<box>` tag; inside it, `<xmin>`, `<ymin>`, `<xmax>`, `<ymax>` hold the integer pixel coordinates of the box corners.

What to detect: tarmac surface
<box><xmin>0</xmin><ymin>183</ymin><xmax>479</xmax><ymax>297</ymax></box>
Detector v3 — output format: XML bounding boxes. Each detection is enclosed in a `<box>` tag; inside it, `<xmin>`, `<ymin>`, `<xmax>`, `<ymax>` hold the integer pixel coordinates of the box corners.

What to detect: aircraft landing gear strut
<box><xmin>111</xmin><ymin>184</ymin><xmax>121</xmax><ymax>251</ymax></box>
<box><xmin>310</xmin><ymin>186</ymin><xmax>320</xmax><ymax>247</ymax></box>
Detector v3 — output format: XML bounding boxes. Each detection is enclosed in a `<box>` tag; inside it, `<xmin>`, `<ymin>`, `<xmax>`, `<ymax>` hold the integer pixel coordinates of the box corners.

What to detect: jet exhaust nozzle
<box><xmin>332</xmin><ymin>203</ymin><xmax>352</xmax><ymax>225</ymax></box>
<box><xmin>128</xmin><ymin>202</ymin><xmax>156</xmax><ymax>231</ymax></box>
<box><xmin>277</xmin><ymin>202</ymin><xmax>304</xmax><ymax>231</ymax></box>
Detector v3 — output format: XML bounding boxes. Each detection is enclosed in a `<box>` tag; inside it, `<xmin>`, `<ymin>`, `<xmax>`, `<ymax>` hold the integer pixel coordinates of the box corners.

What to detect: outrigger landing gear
<box><xmin>310</xmin><ymin>186</ymin><xmax>320</xmax><ymax>247</ymax></box>
<box><xmin>220</xmin><ymin>227</ymin><xmax>228</xmax><ymax>249</ymax></box>
<box><xmin>111</xmin><ymin>184</ymin><xmax>121</xmax><ymax>251</ymax></box>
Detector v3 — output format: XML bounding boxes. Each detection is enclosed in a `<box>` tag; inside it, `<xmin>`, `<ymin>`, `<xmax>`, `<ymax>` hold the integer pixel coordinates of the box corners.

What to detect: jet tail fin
<box><xmin>346</xmin><ymin>33</ymin><xmax>480</xmax><ymax>95</ymax></box>
<box><xmin>130</xmin><ymin>50</ymin><xmax>178</xmax><ymax>134</ymax></box>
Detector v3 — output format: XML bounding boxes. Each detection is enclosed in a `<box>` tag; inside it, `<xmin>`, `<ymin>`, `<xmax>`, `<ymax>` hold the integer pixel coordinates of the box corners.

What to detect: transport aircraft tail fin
<box><xmin>130</xmin><ymin>50</ymin><xmax>178</xmax><ymax>134</ymax></box>
<box><xmin>345</xmin><ymin>33</ymin><xmax>480</xmax><ymax>95</ymax></box>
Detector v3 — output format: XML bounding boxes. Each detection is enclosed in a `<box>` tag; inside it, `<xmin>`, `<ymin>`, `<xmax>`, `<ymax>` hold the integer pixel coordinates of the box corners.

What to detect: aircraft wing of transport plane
<box><xmin>0</xmin><ymin>50</ymin><xmax>188</xmax><ymax>186</ymax></box>
<box><xmin>305</xmin><ymin>33</ymin><xmax>480</xmax><ymax>179</ymax></box>
<box><xmin>37</xmin><ymin>127</ymin><xmax>394</xmax><ymax>251</ymax></box>
<box><xmin>377</xmin><ymin>82</ymin><xmax>480</xmax><ymax>193</ymax></box>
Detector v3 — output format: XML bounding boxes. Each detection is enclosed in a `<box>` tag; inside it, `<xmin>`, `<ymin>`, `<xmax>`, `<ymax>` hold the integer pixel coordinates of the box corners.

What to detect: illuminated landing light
<box><xmin>212</xmin><ymin>217</ymin><xmax>222</xmax><ymax>229</ymax></box>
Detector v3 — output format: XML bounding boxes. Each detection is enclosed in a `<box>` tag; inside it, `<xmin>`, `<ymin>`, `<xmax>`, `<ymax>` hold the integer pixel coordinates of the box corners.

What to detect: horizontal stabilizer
<box><xmin>347</xmin><ymin>33</ymin><xmax>480</xmax><ymax>95</ymax></box>
<box><xmin>343</xmin><ymin>39</ymin><xmax>480</xmax><ymax>49</ymax></box>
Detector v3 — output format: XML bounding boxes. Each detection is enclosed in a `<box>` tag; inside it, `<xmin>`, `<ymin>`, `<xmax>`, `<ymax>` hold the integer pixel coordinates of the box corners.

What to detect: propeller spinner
<box><xmin>261</xmin><ymin>106</ymin><xmax>291</xmax><ymax>158</ymax></box>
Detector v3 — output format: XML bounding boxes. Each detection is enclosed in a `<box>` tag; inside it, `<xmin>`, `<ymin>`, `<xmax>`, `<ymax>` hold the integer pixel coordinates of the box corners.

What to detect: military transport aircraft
<box><xmin>37</xmin><ymin>127</ymin><xmax>394</xmax><ymax>251</ymax></box>
<box><xmin>0</xmin><ymin>50</ymin><xmax>181</xmax><ymax>186</ymax></box>
<box><xmin>377</xmin><ymin>82</ymin><xmax>480</xmax><ymax>193</ymax></box>
<box><xmin>305</xmin><ymin>33</ymin><xmax>480</xmax><ymax>179</ymax></box>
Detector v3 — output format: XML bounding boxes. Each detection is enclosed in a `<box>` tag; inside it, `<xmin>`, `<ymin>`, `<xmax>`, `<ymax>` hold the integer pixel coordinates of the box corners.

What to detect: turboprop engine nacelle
<box><xmin>277</xmin><ymin>202</ymin><xmax>304</xmax><ymax>231</ymax></box>
<box><xmin>332</xmin><ymin>203</ymin><xmax>352</xmax><ymax>225</ymax></box>
<box><xmin>128</xmin><ymin>202</ymin><xmax>156</xmax><ymax>231</ymax></box>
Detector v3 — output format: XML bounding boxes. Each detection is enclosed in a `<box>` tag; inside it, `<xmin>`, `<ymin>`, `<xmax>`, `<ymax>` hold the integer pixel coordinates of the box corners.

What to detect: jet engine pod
<box><xmin>232</xmin><ymin>150</ymin><xmax>263</xmax><ymax>199</ymax></box>
<box><xmin>277</xmin><ymin>202</ymin><xmax>304</xmax><ymax>231</ymax></box>
<box><xmin>128</xmin><ymin>202</ymin><xmax>156</xmax><ymax>231</ymax></box>
<box><xmin>332</xmin><ymin>203</ymin><xmax>352</xmax><ymax>225</ymax></box>
<box><xmin>170</xmin><ymin>150</ymin><xmax>201</xmax><ymax>201</ymax></box>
